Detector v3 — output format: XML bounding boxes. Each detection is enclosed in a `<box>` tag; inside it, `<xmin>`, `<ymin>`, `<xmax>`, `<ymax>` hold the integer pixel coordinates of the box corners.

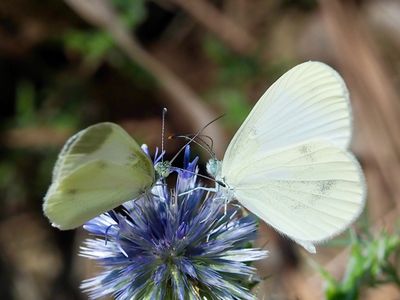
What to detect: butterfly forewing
<box><xmin>222</xmin><ymin>61</ymin><xmax>352</xmax><ymax>177</ymax></box>
<box><xmin>53</xmin><ymin>122</ymin><xmax>154</xmax><ymax>181</ymax></box>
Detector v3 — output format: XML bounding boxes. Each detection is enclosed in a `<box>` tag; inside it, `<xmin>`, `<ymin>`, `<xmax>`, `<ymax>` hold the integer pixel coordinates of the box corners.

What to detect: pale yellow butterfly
<box><xmin>43</xmin><ymin>122</ymin><xmax>155</xmax><ymax>230</ymax></box>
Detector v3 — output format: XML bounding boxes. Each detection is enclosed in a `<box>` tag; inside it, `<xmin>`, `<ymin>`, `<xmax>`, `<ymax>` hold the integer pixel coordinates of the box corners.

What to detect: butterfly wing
<box><xmin>52</xmin><ymin>122</ymin><xmax>152</xmax><ymax>180</ymax></box>
<box><xmin>222</xmin><ymin>61</ymin><xmax>352</xmax><ymax>175</ymax></box>
<box><xmin>227</xmin><ymin>141</ymin><xmax>365</xmax><ymax>253</ymax></box>
<box><xmin>44</xmin><ymin>159</ymin><xmax>154</xmax><ymax>230</ymax></box>
<box><xmin>44</xmin><ymin>122</ymin><xmax>155</xmax><ymax>229</ymax></box>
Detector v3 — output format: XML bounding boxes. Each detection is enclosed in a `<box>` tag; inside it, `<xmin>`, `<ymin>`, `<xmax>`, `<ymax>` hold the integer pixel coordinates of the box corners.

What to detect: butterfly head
<box><xmin>154</xmin><ymin>161</ymin><xmax>172</xmax><ymax>179</ymax></box>
<box><xmin>206</xmin><ymin>158</ymin><xmax>222</xmax><ymax>179</ymax></box>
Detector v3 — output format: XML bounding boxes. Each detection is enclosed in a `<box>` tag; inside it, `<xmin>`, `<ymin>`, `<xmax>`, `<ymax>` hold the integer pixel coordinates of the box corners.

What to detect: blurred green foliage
<box><xmin>202</xmin><ymin>37</ymin><xmax>259</xmax><ymax>129</ymax></box>
<box><xmin>12</xmin><ymin>78</ymin><xmax>83</xmax><ymax>129</ymax></box>
<box><xmin>113</xmin><ymin>0</ymin><xmax>147</xmax><ymax>28</ymax></box>
<box><xmin>203</xmin><ymin>36</ymin><xmax>261</xmax><ymax>86</ymax></box>
<box><xmin>202</xmin><ymin>36</ymin><xmax>295</xmax><ymax>131</ymax></box>
<box><xmin>64</xmin><ymin>31</ymin><xmax>114</xmax><ymax>66</ymax></box>
<box><xmin>63</xmin><ymin>0</ymin><xmax>147</xmax><ymax>63</ymax></box>
<box><xmin>63</xmin><ymin>0</ymin><xmax>154</xmax><ymax>87</ymax></box>
<box><xmin>320</xmin><ymin>230</ymin><xmax>400</xmax><ymax>300</ymax></box>
<box><xmin>206</xmin><ymin>88</ymin><xmax>251</xmax><ymax>129</ymax></box>
<box><xmin>15</xmin><ymin>80</ymin><xmax>36</xmax><ymax>127</ymax></box>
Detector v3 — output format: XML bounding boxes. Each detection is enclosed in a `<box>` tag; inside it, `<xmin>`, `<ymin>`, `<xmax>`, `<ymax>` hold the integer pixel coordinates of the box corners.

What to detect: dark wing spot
<box><xmin>249</xmin><ymin>126</ymin><xmax>258</xmax><ymax>139</ymax></box>
<box><xmin>299</xmin><ymin>144</ymin><xmax>315</xmax><ymax>162</ymax></box>
<box><xmin>318</xmin><ymin>180</ymin><xmax>335</xmax><ymax>194</ymax></box>
<box><xmin>97</xmin><ymin>161</ymin><xmax>107</xmax><ymax>169</ymax></box>
<box><xmin>66</xmin><ymin>189</ymin><xmax>77</xmax><ymax>195</ymax></box>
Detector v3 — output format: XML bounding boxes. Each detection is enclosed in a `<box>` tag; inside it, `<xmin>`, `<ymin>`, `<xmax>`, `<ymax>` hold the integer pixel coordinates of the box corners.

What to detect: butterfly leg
<box><xmin>228</xmin><ymin>203</ymin><xmax>242</xmax><ymax>221</ymax></box>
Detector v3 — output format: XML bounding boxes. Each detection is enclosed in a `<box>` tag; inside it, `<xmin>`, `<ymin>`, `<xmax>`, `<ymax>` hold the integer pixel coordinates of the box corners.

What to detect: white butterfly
<box><xmin>207</xmin><ymin>61</ymin><xmax>366</xmax><ymax>253</ymax></box>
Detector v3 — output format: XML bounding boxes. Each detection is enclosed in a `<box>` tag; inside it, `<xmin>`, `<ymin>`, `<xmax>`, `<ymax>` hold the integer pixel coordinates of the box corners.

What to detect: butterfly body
<box><xmin>154</xmin><ymin>161</ymin><xmax>173</xmax><ymax>178</ymax></box>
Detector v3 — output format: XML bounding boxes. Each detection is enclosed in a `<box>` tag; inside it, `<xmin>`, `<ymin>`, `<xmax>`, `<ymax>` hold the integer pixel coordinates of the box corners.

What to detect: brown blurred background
<box><xmin>1</xmin><ymin>0</ymin><xmax>400</xmax><ymax>299</ymax></box>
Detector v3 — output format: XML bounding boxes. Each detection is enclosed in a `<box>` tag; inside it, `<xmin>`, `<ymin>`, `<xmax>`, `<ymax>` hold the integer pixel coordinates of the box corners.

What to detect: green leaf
<box><xmin>320</xmin><ymin>228</ymin><xmax>400</xmax><ymax>299</ymax></box>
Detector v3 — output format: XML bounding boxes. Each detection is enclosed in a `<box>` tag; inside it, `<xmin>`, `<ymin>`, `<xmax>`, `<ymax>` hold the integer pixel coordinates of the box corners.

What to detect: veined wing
<box><xmin>52</xmin><ymin>122</ymin><xmax>154</xmax><ymax>181</ymax></box>
<box><xmin>222</xmin><ymin>61</ymin><xmax>351</xmax><ymax>177</ymax></box>
<box><xmin>226</xmin><ymin>140</ymin><xmax>366</xmax><ymax>253</ymax></box>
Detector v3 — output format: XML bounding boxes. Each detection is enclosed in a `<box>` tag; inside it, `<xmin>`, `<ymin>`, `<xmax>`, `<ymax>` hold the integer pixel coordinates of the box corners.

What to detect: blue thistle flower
<box><xmin>80</xmin><ymin>146</ymin><xmax>267</xmax><ymax>300</ymax></box>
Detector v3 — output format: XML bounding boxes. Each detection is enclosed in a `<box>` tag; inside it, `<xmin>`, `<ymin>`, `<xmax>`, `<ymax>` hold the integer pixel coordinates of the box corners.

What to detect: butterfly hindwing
<box><xmin>228</xmin><ymin>140</ymin><xmax>365</xmax><ymax>252</ymax></box>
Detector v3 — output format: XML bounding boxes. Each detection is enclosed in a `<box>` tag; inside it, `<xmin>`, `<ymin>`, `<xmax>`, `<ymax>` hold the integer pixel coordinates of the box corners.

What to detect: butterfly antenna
<box><xmin>195</xmin><ymin>134</ymin><xmax>216</xmax><ymax>159</ymax></box>
<box><xmin>186</xmin><ymin>134</ymin><xmax>215</xmax><ymax>157</ymax></box>
<box><xmin>161</xmin><ymin>107</ymin><xmax>167</xmax><ymax>162</ymax></box>
<box><xmin>170</xmin><ymin>134</ymin><xmax>215</xmax><ymax>158</ymax></box>
<box><xmin>169</xmin><ymin>113</ymin><xmax>225</xmax><ymax>164</ymax></box>
<box><xmin>199</xmin><ymin>134</ymin><xmax>215</xmax><ymax>156</ymax></box>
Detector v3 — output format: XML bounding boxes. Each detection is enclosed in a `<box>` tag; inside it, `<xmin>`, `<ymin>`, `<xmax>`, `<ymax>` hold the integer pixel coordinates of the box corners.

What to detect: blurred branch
<box><xmin>283</xmin><ymin>270</ymin><xmax>320</xmax><ymax>300</ymax></box>
<box><xmin>319</xmin><ymin>0</ymin><xmax>400</xmax><ymax>151</ymax></box>
<box><xmin>1</xmin><ymin>127</ymin><xmax>73</xmax><ymax>149</ymax></box>
<box><xmin>319</xmin><ymin>0</ymin><xmax>400</xmax><ymax>202</ymax></box>
<box><xmin>366</xmin><ymin>1</ymin><xmax>400</xmax><ymax>50</ymax></box>
<box><xmin>167</xmin><ymin>0</ymin><xmax>257</xmax><ymax>55</ymax></box>
<box><xmin>64</xmin><ymin>0</ymin><xmax>227</xmax><ymax>156</ymax></box>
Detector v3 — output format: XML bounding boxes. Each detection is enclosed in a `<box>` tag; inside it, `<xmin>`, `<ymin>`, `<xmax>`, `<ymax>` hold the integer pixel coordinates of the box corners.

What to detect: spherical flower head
<box><xmin>80</xmin><ymin>146</ymin><xmax>268</xmax><ymax>300</ymax></box>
